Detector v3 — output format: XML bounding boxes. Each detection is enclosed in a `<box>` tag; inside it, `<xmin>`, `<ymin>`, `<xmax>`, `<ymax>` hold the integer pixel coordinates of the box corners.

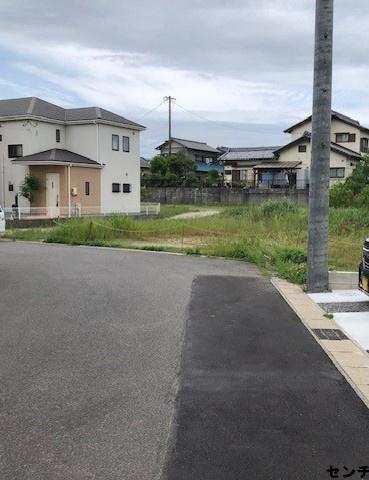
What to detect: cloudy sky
<box><xmin>1</xmin><ymin>0</ymin><xmax>369</xmax><ymax>157</ymax></box>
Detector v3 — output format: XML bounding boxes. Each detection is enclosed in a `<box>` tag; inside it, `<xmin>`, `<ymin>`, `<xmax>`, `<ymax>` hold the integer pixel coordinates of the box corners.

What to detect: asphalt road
<box><xmin>0</xmin><ymin>241</ymin><xmax>258</xmax><ymax>480</ymax></box>
<box><xmin>164</xmin><ymin>276</ymin><xmax>369</xmax><ymax>480</ymax></box>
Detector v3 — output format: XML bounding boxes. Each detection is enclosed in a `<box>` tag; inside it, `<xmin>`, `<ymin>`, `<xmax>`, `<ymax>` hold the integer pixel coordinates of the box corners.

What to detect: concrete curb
<box><xmin>329</xmin><ymin>271</ymin><xmax>358</xmax><ymax>290</ymax></box>
<box><xmin>272</xmin><ymin>277</ymin><xmax>369</xmax><ymax>409</ymax></box>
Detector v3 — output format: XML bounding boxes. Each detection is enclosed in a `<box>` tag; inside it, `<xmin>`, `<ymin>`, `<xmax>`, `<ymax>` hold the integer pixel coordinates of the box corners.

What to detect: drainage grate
<box><xmin>312</xmin><ymin>329</ymin><xmax>348</xmax><ymax>340</ymax></box>
<box><xmin>319</xmin><ymin>302</ymin><xmax>369</xmax><ymax>313</ymax></box>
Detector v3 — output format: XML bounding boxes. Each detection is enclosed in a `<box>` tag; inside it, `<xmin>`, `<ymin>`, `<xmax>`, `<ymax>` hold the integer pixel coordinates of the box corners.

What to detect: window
<box><xmin>8</xmin><ymin>183</ymin><xmax>14</xmax><ymax>192</ymax></box>
<box><xmin>361</xmin><ymin>137</ymin><xmax>369</xmax><ymax>153</ymax></box>
<box><xmin>112</xmin><ymin>183</ymin><xmax>121</xmax><ymax>192</ymax></box>
<box><xmin>112</xmin><ymin>134</ymin><xmax>119</xmax><ymax>151</ymax></box>
<box><xmin>122</xmin><ymin>183</ymin><xmax>131</xmax><ymax>193</ymax></box>
<box><xmin>330</xmin><ymin>167</ymin><xmax>345</xmax><ymax>178</ymax></box>
<box><xmin>335</xmin><ymin>132</ymin><xmax>356</xmax><ymax>143</ymax></box>
<box><xmin>85</xmin><ymin>181</ymin><xmax>90</xmax><ymax>196</ymax></box>
<box><xmin>224</xmin><ymin>169</ymin><xmax>232</xmax><ymax>175</ymax></box>
<box><xmin>122</xmin><ymin>136</ymin><xmax>130</xmax><ymax>152</ymax></box>
<box><xmin>56</xmin><ymin>129</ymin><xmax>60</xmax><ymax>143</ymax></box>
<box><xmin>0</xmin><ymin>134</ymin><xmax>2</xmax><ymax>141</ymax></box>
<box><xmin>8</xmin><ymin>144</ymin><xmax>23</xmax><ymax>157</ymax></box>
<box><xmin>298</xmin><ymin>145</ymin><xmax>307</xmax><ymax>152</ymax></box>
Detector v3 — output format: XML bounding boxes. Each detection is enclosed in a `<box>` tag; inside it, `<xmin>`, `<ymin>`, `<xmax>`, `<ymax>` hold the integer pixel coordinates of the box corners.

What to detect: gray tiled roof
<box><xmin>254</xmin><ymin>161</ymin><xmax>301</xmax><ymax>169</ymax></box>
<box><xmin>0</xmin><ymin>97</ymin><xmax>145</xmax><ymax>129</ymax></box>
<box><xmin>219</xmin><ymin>146</ymin><xmax>280</xmax><ymax>162</ymax></box>
<box><xmin>140</xmin><ymin>157</ymin><xmax>150</xmax><ymax>169</ymax></box>
<box><xmin>12</xmin><ymin>148</ymin><xmax>101</xmax><ymax>166</ymax></box>
<box><xmin>284</xmin><ymin>110</ymin><xmax>369</xmax><ymax>134</ymax></box>
<box><xmin>156</xmin><ymin>138</ymin><xmax>221</xmax><ymax>154</ymax></box>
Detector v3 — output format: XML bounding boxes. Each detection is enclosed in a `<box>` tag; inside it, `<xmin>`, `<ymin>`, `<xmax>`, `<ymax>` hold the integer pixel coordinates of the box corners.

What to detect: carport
<box><xmin>253</xmin><ymin>160</ymin><xmax>301</xmax><ymax>188</ymax></box>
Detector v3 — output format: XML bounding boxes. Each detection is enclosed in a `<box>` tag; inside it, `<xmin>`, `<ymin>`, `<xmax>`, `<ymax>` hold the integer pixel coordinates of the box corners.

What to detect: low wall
<box><xmin>142</xmin><ymin>187</ymin><xmax>309</xmax><ymax>206</ymax></box>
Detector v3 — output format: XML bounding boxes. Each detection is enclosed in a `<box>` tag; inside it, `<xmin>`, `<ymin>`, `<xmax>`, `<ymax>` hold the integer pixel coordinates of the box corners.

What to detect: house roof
<box><xmin>284</xmin><ymin>110</ymin><xmax>369</xmax><ymax>134</ymax></box>
<box><xmin>254</xmin><ymin>161</ymin><xmax>301</xmax><ymax>170</ymax></box>
<box><xmin>219</xmin><ymin>146</ymin><xmax>281</xmax><ymax>162</ymax></box>
<box><xmin>11</xmin><ymin>148</ymin><xmax>102</xmax><ymax>167</ymax></box>
<box><xmin>195</xmin><ymin>161</ymin><xmax>224</xmax><ymax>173</ymax></box>
<box><xmin>156</xmin><ymin>138</ymin><xmax>221</xmax><ymax>154</ymax></box>
<box><xmin>274</xmin><ymin>133</ymin><xmax>362</xmax><ymax>159</ymax></box>
<box><xmin>0</xmin><ymin>97</ymin><xmax>145</xmax><ymax>130</ymax></box>
<box><xmin>140</xmin><ymin>157</ymin><xmax>150</xmax><ymax>169</ymax></box>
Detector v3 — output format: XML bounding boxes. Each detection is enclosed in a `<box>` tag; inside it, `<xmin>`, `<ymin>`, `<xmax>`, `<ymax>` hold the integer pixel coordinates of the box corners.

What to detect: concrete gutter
<box><xmin>272</xmin><ymin>277</ymin><xmax>369</xmax><ymax>409</ymax></box>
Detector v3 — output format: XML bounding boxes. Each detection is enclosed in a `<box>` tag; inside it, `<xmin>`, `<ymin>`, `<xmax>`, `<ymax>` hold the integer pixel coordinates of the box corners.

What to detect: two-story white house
<box><xmin>275</xmin><ymin>111</ymin><xmax>367</xmax><ymax>188</ymax></box>
<box><xmin>0</xmin><ymin>97</ymin><xmax>145</xmax><ymax>215</ymax></box>
<box><xmin>220</xmin><ymin>111</ymin><xmax>368</xmax><ymax>189</ymax></box>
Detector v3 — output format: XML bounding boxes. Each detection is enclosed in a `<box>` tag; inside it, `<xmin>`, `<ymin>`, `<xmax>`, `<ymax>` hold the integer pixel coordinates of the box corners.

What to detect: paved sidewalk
<box><xmin>164</xmin><ymin>276</ymin><xmax>369</xmax><ymax>480</ymax></box>
<box><xmin>308</xmin><ymin>289</ymin><xmax>369</xmax><ymax>351</ymax></box>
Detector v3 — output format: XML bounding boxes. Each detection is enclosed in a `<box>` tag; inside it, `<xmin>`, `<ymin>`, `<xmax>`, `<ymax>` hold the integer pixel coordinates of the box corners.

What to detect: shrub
<box><xmin>260</xmin><ymin>199</ymin><xmax>297</xmax><ymax>217</ymax></box>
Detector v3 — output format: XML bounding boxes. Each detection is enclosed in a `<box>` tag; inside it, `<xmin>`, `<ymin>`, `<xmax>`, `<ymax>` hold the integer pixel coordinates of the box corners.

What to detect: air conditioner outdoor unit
<box><xmin>71</xmin><ymin>187</ymin><xmax>78</xmax><ymax>196</ymax></box>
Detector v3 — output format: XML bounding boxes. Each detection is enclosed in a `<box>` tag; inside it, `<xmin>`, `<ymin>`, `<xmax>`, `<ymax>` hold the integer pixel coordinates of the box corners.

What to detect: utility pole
<box><xmin>307</xmin><ymin>0</ymin><xmax>334</xmax><ymax>293</ymax></box>
<box><xmin>164</xmin><ymin>96</ymin><xmax>175</xmax><ymax>156</ymax></box>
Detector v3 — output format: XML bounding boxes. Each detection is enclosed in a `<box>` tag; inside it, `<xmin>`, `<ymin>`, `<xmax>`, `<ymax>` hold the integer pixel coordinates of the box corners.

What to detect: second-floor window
<box><xmin>112</xmin><ymin>134</ymin><xmax>119</xmax><ymax>151</ymax></box>
<box><xmin>112</xmin><ymin>183</ymin><xmax>121</xmax><ymax>192</ymax></box>
<box><xmin>85</xmin><ymin>182</ymin><xmax>90</xmax><ymax>196</ymax></box>
<box><xmin>8</xmin><ymin>144</ymin><xmax>23</xmax><ymax>157</ymax></box>
<box><xmin>330</xmin><ymin>167</ymin><xmax>345</xmax><ymax>178</ymax></box>
<box><xmin>298</xmin><ymin>145</ymin><xmax>307</xmax><ymax>152</ymax></box>
<box><xmin>336</xmin><ymin>132</ymin><xmax>356</xmax><ymax>143</ymax></box>
<box><xmin>361</xmin><ymin>137</ymin><xmax>369</xmax><ymax>153</ymax></box>
<box><xmin>122</xmin><ymin>136</ymin><xmax>130</xmax><ymax>152</ymax></box>
<box><xmin>56</xmin><ymin>129</ymin><xmax>60</xmax><ymax>143</ymax></box>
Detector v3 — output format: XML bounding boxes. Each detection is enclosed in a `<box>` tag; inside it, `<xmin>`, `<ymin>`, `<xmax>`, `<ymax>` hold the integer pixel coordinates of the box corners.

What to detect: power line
<box><xmin>137</xmin><ymin>99</ymin><xmax>167</xmax><ymax>120</ymax></box>
<box><xmin>174</xmin><ymin>101</ymin><xmax>266</xmax><ymax>134</ymax></box>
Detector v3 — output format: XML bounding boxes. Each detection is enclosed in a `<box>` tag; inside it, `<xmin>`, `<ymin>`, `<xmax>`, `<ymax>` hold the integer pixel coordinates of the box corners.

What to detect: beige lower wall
<box><xmin>69</xmin><ymin>166</ymin><xmax>101</xmax><ymax>209</ymax></box>
<box><xmin>29</xmin><ymin>165</ymin><xmax>100</xmax><ymax>209</ymax></box>
<box><xmin>30</xmin><ymin>165</ymin><xmax>67</xmax><ymax>208</ymax></box>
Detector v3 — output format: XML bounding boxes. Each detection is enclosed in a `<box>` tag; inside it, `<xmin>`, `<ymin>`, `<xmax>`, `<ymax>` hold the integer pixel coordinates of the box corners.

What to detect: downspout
<box><xmin>2</xmin><ymin>153</ymin><xmax>5</xmax><ymax>207</ymax></box>
<box><xmin>95</xmin><ymin>121</ymin><xmax>101</xmax><ymax>164</ymax></box>
<box><xmin>68</xmin><ymin>164</ymin><xmax>71</xmax><ymax>217</ymax></box>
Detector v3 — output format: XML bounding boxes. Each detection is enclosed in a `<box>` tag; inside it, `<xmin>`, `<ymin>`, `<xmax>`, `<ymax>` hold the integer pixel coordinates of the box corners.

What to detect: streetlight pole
<box><xmin>307</xmin><ymin>0</ymin><xmax>334</xmax><ymax>292</ymax></box>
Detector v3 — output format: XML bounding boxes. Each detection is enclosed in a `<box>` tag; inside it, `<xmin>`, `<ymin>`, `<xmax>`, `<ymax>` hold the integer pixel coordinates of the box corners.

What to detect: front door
<box><xmin>46</xmin><ymin>173</ymin><xmax>60</xmax><ymax>217</ymax></box>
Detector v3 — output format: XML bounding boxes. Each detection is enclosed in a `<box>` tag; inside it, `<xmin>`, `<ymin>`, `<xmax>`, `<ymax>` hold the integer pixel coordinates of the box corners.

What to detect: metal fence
<box><xmin>3</xmin><ymin>203</ymin><xmax>160</xmax><ymax>220</ymax></box>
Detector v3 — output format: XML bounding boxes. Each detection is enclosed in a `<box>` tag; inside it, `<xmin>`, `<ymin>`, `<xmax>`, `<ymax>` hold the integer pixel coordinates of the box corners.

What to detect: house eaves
<box><xmin>284</xmin><ymin>110</ymin><xmax>365</xmax><ymax>134</ymax></box>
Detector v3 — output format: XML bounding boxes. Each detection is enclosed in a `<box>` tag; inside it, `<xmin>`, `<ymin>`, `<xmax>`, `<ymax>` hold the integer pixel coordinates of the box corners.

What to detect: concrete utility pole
<box><xmin>164</xmin><ymin>96</ymin><xmax>175</xmax><ymax>156</ymax></box>
<box><xmin>307</xmin><ymin>0</ymin><xmax>334</xmax><ymax>292</ymax></box>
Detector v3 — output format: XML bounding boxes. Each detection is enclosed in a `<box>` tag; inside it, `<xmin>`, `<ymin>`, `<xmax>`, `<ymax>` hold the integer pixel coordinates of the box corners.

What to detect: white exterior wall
<box><xmin>97</xmin><ymin>124</ymin><xmax>140</xmax><ymax>214</ymax></box>
<box><xmin>278</xmin><ymin>140</ymin><xmax>357</xmax><ymax>187</ymax></box>
<box><xmin>290</xmin><ymin>118</ymin><xmax>361</xmax><ymax>153</ymax></box>
<box><xmin>0</xmin><ymin>120</ymin><xmax>66</xmax><ymax>207</ymax></box>
<box><xmin>65</xmin><ymin>124</ymin><xmax>98</xmax><ymax>160</ymax></box>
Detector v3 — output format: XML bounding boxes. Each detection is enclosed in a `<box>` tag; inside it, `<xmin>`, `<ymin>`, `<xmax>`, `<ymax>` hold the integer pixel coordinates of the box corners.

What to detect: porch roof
<box><xmin>254</xmin><ymin>161</ymin><xmax>301</xmax><ymax>170</ymax></box>
<box><xmin>11</xmin><ymin>148</ymin><xmax>103</xmax><ymax>168</ymax></box>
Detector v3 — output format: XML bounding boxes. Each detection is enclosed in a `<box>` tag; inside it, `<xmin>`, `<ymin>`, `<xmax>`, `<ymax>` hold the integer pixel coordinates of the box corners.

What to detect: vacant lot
<box><xmin>5</xmin><ymin>201</ymin><xmax>366</xmax><ymax>284</ymax></box>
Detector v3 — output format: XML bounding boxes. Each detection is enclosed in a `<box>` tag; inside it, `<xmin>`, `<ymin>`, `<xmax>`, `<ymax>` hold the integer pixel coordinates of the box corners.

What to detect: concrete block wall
<box><xmin>142</xmin><ymin>187</ymin><xmax>309</xmax><ymax>206</ymax></box>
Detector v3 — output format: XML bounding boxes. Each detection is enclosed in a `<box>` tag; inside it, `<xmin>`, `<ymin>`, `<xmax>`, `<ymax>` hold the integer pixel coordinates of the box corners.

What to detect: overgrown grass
<box><xmin>5</xmin><ymin>200</ymin><xmax>366</xmax><ymax>285</ymax></box>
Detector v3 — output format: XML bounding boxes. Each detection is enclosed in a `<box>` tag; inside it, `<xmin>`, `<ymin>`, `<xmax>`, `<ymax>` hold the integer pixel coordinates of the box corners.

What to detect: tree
<box><xmin>19</xmin><ymin>174</ymin><xmax>41</xmax><ymax>203</ymax></box>
<box><xmin>307</xmin><ymin>0</ymin><xmax>334</xmax><ymax>292</ymax></box>
<box><xmin>142</xmin><ymin>152</ymin><xmax>197</xmax><ymax>187</ymax></box>
<box><xmin>202</xmin><ymin>170</ymin><xmax>223</xmax><ymax>187</ymax></box>
<box><xmin>168</xmin><ymin>151</ymin><xmax>196</xmax><ymax>180</ymax></box>
<box><xmin>330</xmin><ymin>154</ymin><xmax>369</xmax><ymax>207</ymax></box>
